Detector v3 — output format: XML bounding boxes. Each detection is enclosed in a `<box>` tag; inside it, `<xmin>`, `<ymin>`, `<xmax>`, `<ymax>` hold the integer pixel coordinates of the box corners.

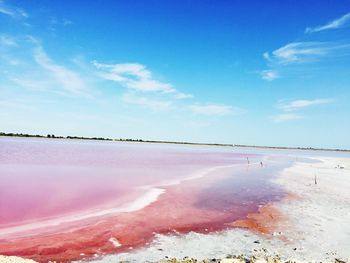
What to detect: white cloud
<box><xmin>262</xmin><ymin>41</ymin><xmax>350</xmax><ymax>80</ymax></box>
<box><xmin>93</xmin><ymin>61</ymin><xmax>192</xmax><ymax>99</ymax></box>
<box><xmin>277</xmin><ymin>98</ymin><xmax>334</xmax><ymax>112</ymax></box>
<box><xmin>263</xmin><ymin>52</ymin><xmax>271</xmax><ymax>61</ymax></box>
<box><xmin>0</xmin><ymin>35</ymin><xmax>17</xmax><ymax>46</ymax></box>
<box><xmin>0</xmin><ymin>6</ymin><xmax>13</xmax><ymax>17</ymax></box>
<box><xmin>26</xmin><ymin>35</ymin><xmax>41</xmax><ymax>45</ymax></box>
<box><xmin>263</xmin><ymin>41</ymin><xmax>350</xmax><ymax>66</ymax></box>
<box><xmin>261</xmin><ymin>70</ymin><xmax>279</xmax><ymax>81</ymax></box>
<box><xmin>0</xmin><ymin>1</ymin><xmax>27</xmax><ymax>18</ymax></box>
<box><xmin>49</xmin><ymin>17</ymin><xmax>73</xmax><ymax>28</ymax></box>
<box><xmin>63</xmin><ymin>19</ymin><xmax>73</xmax><ymax>26</ymax></box>
<box><xmin>122</xmin><ymin>93</ymin><xmax>172</xmax><ymax>111</ymax></box>
<box><xmin>33</xmin><ymin>46</ymin><xmax>88</xmax><ymax>96</ymax></box>
<box><xmin>272</xmin><ymin>113</ymin><xmax>303</xmax><ymax>123</ymax></box>
<box><xmin>16</xmin><ymin>8</ymin><xmax>28</xmax><ymax>18</ymax></box>
<box><xmin>1</xmin><ymin>55</ymin><xmax>22</xmax><ymax>65</ymax></box>
<box><xmin>264</xmin><ymin>42</ymin><xmax>331</xmax><ymax>65</ymax></box>
<box><xmin>272</xmin><ymin>98</ymin><xmax>333</xmax><ymax>123</ymax></box>
<box><xmin>174</xmin><ymin>92</ymin><xmax>193</xmax><ymax>99</ymax></box>
<box><xmin>188</xmin><ymin>103</ymin><xmax>236</xmax><ymax>116</ymax></box>
<box><xmin>305</xmin><ymin>12</ymin><xmax>350</xmax><ymax>33</ymax></box>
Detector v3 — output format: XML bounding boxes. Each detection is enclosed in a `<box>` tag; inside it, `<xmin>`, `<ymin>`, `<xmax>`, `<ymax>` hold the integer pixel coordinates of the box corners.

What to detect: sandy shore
<box><xmin>272</xmin><ymin>156</ymin><xmax>350</xmax><ymax>260</ymax></box>
<box><xmin>0</xmin><ymin>255</ymin><xmax>37</xmax><ymax>263</ymax></box>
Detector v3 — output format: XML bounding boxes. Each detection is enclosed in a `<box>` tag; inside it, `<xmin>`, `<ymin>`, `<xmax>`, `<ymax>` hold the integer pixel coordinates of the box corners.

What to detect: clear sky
<box><xmin>1</xmin><ymin>0</ymin><xmax>350</xmax><ymax>149</ymax></box>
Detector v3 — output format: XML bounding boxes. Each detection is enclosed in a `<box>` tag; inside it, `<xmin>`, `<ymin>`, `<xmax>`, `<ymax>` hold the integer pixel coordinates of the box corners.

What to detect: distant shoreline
<box><xmin>1</xmin><ymin>132</ymin><xmax>349</xmax><ymax>152</ymax></box>
<box><xmin>234</xmin><ymin>144</ymin><xmax>350</xmax><ymax>153</ymax></box>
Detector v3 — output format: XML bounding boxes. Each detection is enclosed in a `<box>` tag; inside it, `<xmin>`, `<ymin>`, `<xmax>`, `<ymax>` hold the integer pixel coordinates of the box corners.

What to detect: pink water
<box><xmin>0</xmin><ymin>137</ymin><xmax>288</xmax><ymax>262</ymax></box>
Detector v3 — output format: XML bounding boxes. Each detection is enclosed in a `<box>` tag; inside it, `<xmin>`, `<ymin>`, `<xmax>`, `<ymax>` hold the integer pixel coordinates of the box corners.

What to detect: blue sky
<box><xmin>1</xmin><ymin>0</ymin><xmax>350</xmax><ymax>149</ymax></box>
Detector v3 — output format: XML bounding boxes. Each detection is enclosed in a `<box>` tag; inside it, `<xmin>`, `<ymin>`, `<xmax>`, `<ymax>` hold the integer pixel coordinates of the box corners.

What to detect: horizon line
<box><xmin>1</xmin><ymin>132</ymin><xmax>349</xmax><ymax>153</ymax></box>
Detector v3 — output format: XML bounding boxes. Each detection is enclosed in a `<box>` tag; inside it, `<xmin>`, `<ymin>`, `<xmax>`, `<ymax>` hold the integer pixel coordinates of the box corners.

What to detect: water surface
<box><xmin>0</xmin><ymin>137</ymin><xmax>291</xmax><ymax>262</ymax></box>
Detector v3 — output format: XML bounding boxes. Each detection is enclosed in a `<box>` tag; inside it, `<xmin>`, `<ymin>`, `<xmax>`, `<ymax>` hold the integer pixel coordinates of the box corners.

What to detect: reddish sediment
<box><xmin>229</xmin><ymin>204</ymin><xmax>285</xmax><ymax>234</ymax></box>
<box><xmin>229</xmin><ymin>192</ymin><xmax>298</xmax><ymax>236</ymax></box>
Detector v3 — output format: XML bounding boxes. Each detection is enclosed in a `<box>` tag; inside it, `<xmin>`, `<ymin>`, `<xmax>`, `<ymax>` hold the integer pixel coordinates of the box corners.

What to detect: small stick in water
<box><xmin>314</xmin><ymin>175</ymin><xmax>317</xmax><ymax>185</ymax></box>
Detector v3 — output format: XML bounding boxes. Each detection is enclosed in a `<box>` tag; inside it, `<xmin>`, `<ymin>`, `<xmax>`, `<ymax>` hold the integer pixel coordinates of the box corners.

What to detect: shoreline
<box><xmin>1</xmin><ymin>255</ymin><xmax>350</xmax><ymax>263</ymax></box>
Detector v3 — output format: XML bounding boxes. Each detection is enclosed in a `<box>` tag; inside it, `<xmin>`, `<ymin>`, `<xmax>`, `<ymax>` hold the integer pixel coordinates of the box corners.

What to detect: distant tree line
<box><xmin>0</xmin><ymin>132</ymin><xmax>44</xmax><ymax>138</ymax></box>
<box><xmin>234</xmin><ymin>144</ymin><xmax>349</xmax><ymax>152</ymax></box>
<box><xmin>0</xmin><ymin>132</ymin><xmax>112</xmax><ymax>141</ymax></box>
<box><xmin>0</xmin><ymin>131</ymin><xmax>235</xmax><ymax>147</ymax></box>
<box><xmin>2</xmin><ymin>132</ymin><xmax>348</xmax><ymax>152</ymax></box>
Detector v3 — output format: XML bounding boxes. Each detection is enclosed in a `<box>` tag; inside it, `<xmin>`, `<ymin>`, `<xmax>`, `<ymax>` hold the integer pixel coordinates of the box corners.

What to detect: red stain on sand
<box><xmin>229</xmin><ymin>204</ymin><xmax>284</xmax><ymax>234</ymax></box>
<box><xmin>229</xmin><ymin>193</ymin><xmax>297</xmax><ymax>234</ymax></box>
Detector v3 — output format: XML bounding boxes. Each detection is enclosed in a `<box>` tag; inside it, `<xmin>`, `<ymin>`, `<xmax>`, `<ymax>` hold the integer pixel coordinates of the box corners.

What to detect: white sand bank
<box><xmin>0</xmin><ymin>255</ymin><xmax>37</xmax><ymax>263</ymax></box>
<box><xmin>272</xmin><ymin>156</ymin><xmax>350</xmax><ymax>261</ymax></box>
<box><xmin>90</xmin><ymin>155</ymin><xmax>350</xmax><ymax>263</ymax></box>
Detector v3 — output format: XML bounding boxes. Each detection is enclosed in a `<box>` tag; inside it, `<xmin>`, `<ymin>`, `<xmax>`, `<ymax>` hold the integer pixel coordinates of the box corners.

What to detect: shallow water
<box><xmin>0</xmin><ymin>137</ymin><xmax>292</xmax><ymax>262</ymax></box>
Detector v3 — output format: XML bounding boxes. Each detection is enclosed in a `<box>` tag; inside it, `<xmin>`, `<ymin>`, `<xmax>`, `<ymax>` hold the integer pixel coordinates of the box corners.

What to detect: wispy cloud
<box><xmin>50</xmin><ymin>17</ymin><xmax>72</xmax><ymax>26</ymax></box>
<box><xmin>33</xmin><ymin>46</ymin><xmax>89</xmax><ymax>96</ymax></box>
<box><xmin>261</xmin><ymin>70</ymin><xmax>279</xmax><ymax>81</ymax></box>
<box><xmin>0</xmin><ymin>35</ymin><xmax>17</xmax><ymax>46</ymax></box>
<box><xmin>1</xmin><ymin>55</ymin><xmax>22</xmax><ymax>66</ymax></box>
<box><xmin>16</xmin><ymin>8</ymin><xmax>28</xmax><ymax>18</ymax></box>
<box><xmin>272</xmin><ymin>98</ymin><xmax>333</xmax><ymax>122</ymax></box>
<box><xmin>93</xmin><ymin>61</ymin><xmax>237</xmax><ymax>116</ymax></box>
<box><xmin>49</xmin><ymin>17</ymin><xmax>73</xmax><ymax>33</ymax></box>
<box><xmin>188</xmin><ymin>103</ymin><xmax>236</xmax><ymax>116</ymax></box>
<box><xmin>264</xmin><ymin>42</ymin><xmax>334</xmax><ymax>65</ymax></box>
<box><xmin>305</xmin><ymin>12</ymin><xmax>350</xmax><ymax>33</ymax></box>
<box><xmin>93</xmin><ymin>61</ymin><xmax>192</xmax><ymax>99</ymax></box>
<box><xmin>272</xmin><ymin>113</ymin><xmax>303</xmax><ymax>123</ymax></box>
<box><xmin>122</xmin><ymin>93</ymin><xmax>172</xmax><ymax>111</ymax></box>
<box><xmin>0</xmin><ymin>6</ymin><xmax>13</xmax><ymax>17</ymax></box>
<box><xmin>262</xmin><ymin>41</ymin><xmax>350</xmax><ymax>80</ymax></box>
<box><xmin>10</xmin><ymin>77</ymin><xmax>55</xmax><ymax>92</ymax></box>
<box><xmin>0</xmin><ymin>1</ymin><xmax>27</xmax><ymax>18</ymax></box>
<box><xmin>63</xmin><ymin>19</ymin><xmax>73</xmax><ymax>26</ymax></box>
<box><xmin>277</xmin><ymin>98</ymin><xmax>334</xmax><ymax>111</ymax></box>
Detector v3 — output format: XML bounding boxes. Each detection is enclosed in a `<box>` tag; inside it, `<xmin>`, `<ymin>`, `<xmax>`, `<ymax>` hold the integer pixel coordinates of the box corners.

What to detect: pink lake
<box><xmin>0</xmin><ymin>137</ymin><xmax>289</xmax><ymax>262</ymax></box>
